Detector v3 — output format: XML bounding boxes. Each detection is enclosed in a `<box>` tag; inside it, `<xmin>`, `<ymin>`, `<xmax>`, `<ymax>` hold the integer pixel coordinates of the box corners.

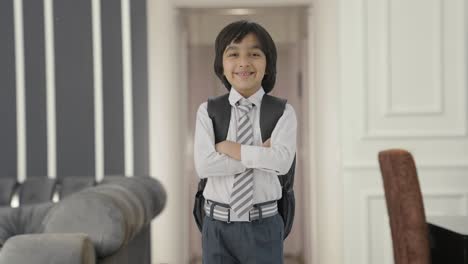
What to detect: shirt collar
<box><xmin>228</xmin><ymin>87</ymin><xmax>265</xmax><ymax>107</ymax></box>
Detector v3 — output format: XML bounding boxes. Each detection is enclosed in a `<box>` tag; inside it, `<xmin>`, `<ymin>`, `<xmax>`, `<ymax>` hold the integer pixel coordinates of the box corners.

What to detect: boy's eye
<box><xmin>227</xmin><ymin>53</ymin><xmax>238</xmax><ymax>57</ymax></box>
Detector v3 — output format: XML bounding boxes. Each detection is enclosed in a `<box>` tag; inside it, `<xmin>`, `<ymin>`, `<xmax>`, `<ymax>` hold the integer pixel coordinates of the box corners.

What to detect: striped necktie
<box><xmin>230</xmin><ymin>98</ymin><xmax>255</xmax><ymax>218</ymax></box>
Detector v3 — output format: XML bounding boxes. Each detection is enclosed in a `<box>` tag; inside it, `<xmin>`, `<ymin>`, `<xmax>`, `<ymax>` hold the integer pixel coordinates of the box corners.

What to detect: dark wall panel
<box><xmin>0</xmin><ymin>0</ymin><xmax>17</xmax><ymax>178</ymax></box>
<box><xmin>55</xmin><ymin>0</ymin><xmax>95</xmax><ymax>177</ymax></box>
<box><xmin>131</xmin><ymin>0</ymin><xmax>149</xmax><ymax>176</ymax></box>
<box><xmin>24</xmin><ymin>0</ymin><xmax>47</xmax><ymax>177</ymax></box>
<box><xmin>102</xmin><ymin>0</ymin><xmax>124</xmax><ymax>175</ymax></box>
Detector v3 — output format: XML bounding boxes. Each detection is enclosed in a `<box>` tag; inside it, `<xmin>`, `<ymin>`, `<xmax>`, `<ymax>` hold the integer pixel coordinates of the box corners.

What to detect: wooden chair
<box><xmin>378</xmin><ymin>149</ymin><xmax>430</xmax><ymax>264</ymax></box>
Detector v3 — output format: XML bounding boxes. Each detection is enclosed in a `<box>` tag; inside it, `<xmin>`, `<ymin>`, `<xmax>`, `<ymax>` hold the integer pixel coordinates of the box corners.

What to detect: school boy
<box><xmin>194</xmin><ymin>20</ymin><xmax>297</xmax><ymax>264</ymax></box>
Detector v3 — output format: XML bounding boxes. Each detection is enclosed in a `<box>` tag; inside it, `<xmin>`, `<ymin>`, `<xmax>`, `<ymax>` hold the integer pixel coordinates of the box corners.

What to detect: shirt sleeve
<box><xmin>240</xmin><ymin>104</ymin><xmax>297</xmax><ymax>175</ymax></box>
<box><xmin>194</xmin><ymin>102</ymin><xmax>247</xmax><ymax>178</ymax></box>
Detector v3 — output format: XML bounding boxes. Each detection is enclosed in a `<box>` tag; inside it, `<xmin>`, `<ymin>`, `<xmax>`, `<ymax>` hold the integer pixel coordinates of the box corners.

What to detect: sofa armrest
<box><xmin>0</xmin><ymin>233</ymin><xmax>96</xmax><ymax>264</ymax></box>
<box><xmin>42</xmin><ymin>176</ymin><xmax>166</xmax><ymax>258</ymax></box>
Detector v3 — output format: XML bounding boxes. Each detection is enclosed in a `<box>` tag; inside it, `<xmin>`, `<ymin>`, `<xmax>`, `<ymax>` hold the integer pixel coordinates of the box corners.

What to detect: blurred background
<box><xmin>2</xmin><ymin>0</ymin><xmax>467</xmax><ymax>263</ymax></box>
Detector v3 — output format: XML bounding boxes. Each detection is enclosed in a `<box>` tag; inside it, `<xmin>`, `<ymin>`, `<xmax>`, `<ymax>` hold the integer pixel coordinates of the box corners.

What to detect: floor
<box><xmin>190</xmin><ymin>255</ymin><xmax>303</xmax><ymax>264</ymax></box>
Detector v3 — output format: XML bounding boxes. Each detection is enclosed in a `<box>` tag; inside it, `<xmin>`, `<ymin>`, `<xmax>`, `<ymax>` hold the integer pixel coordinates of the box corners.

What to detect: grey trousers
<box><xmin>202</xmin><ymin>214</ymin><xmax>284</xmax><ymax>264</ymax></box>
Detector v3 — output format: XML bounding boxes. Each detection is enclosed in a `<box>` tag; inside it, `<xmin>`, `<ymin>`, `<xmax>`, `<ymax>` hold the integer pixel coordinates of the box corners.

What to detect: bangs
<box><xmin>214</xmin><ymin>20</ymin><xmax>277</xmax><ymax>93</ymax></box>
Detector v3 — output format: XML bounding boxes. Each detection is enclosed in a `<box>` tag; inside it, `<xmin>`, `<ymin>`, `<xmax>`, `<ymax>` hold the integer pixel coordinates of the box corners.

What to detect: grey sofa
<box><xmin>0</xmin><ymin>176</ymin><xmax>166</xmax><ymax>264</ymax></box>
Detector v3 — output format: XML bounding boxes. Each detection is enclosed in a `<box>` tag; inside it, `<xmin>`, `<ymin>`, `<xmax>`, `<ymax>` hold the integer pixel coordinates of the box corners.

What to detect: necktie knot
<box><xmin>237</xmin><ymin>98</ymin><xmax>254</xmax><ymax>114</ymax></box>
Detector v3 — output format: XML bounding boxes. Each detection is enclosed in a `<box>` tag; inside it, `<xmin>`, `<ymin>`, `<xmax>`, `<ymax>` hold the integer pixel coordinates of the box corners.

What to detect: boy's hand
<box><xmin>215</xmin><ymin>138</ymin><xmax>270</xmax><ymax>161</ymax></box>
<box><xmin>215</xmin><ymin>141</ymin><xmax>241</xmax><ymax>161</ymax></box>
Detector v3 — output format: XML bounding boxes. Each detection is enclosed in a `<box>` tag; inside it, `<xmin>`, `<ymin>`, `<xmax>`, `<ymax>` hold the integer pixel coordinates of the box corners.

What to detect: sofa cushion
<box><xmin>0</xmin><ymin>179</ymin><xmax>16</xmax><ymax>207</ymax></box>
<box><xmin>42</xmin><ymin>190</ymin><xmax>126</xmax><ymax>257</ymax></box>
<box><xmin>0</xmin><ymin>207</ymin><xmax>15</xmax><ymax>247</ymax></box>
<box><xmin>0</xmin><ymin>202</ymin><xmax>53</xmax><ymax>247</ymax></box>
<box><xmin>19</xmin><ymin>177</ymin><xmax>56</xmax><ymax>205</ymax></box>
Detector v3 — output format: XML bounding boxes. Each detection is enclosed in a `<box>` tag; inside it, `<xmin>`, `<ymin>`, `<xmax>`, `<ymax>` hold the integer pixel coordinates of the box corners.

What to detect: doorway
<box><xmin>181</xmin><ymin>7</ymin><xmax>310</xmax><ymax>264</ymax></box>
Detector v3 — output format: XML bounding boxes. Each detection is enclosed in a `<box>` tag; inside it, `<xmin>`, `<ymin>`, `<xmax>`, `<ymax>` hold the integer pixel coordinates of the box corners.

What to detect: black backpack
<box><xmin>193</xmin><ymin>94</ymin><xmax>296</xmax><ymax>239</ymax></box>
<box><xmin>193</xmin><ymin>93</ymin><xmax>296</xmax><ymax>240</ymax></box>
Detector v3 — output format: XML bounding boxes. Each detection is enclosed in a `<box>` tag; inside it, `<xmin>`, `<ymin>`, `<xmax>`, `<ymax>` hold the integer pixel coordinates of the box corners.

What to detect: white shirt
<box><xmin>194</xmin><ymin>87</ymin><xmax>297</xmax><ymax>220</ymax></box>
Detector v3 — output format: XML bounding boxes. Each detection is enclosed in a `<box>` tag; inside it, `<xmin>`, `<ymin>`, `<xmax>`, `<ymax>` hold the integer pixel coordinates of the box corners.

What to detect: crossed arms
<box><xmin>194</xmin><ymin>102</ymin><xmax>297</xmax><ymax>178</ymax></box>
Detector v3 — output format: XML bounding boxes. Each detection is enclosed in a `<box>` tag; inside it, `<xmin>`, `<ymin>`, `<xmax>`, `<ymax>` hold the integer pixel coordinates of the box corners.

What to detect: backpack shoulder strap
<box><xmin>206</xmin><ymin>93</ymin><xmax>287</xmax><ymax>144</ymax></box>
<box><xmin>207</xmin><ymin>93</ymin><xmax>231</xmax><ymax>144</ymax></box>
<box><xmin>260</xmin><ymin>94</ymin><xmax>287</xmax><ymax>142</ymax></box>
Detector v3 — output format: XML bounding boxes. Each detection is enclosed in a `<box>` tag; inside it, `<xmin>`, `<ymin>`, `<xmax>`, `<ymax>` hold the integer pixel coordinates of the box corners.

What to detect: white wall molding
<box><xmin>383</xmin><ymin>0</ymin><xmax>444</xmax><ymax>116</ymax></box>
<box><xmin>362</xmin><ymin>193</ymin><xmax>384</xmax><ymax>264</ymax></box>
<box><xmin>344</xmin><ymin>161</ymin><xmax>468</xmax><ymax>170</ymax></box>
<box><xmin>361</xmin><ymin>128</ymin><xmax>468</xmax><ymax>139</ymax></box>
<box><xmin>360</xmin><ymin>0</ymin><xmax>467</xmax><ymax>139</ymax></box>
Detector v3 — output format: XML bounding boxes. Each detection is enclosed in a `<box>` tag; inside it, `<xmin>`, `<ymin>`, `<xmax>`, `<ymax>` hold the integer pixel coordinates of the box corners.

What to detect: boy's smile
<box><xmin>222</xmin><ymin>33</ymin><xmax>266</xmax><ymax>97</ymax></box>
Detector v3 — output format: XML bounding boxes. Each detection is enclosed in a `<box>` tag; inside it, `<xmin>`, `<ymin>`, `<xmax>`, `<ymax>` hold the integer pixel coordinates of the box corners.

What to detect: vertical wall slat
<box><xmin>131</xmin><ymin>0</ymin><xmax>149</xmax><ymax>176</ymax></box>
<box><xmin>102</xmin><ymin>0</ymin><xmax>125</xmax><ymax>176</ymax></box>
<box><xmin>0</xmin><ymin>0</ymin><xmax>17</xmax><ymax>178</ymax></box>
<box><xmin>55</xmin><ymin>0</ymin><xmax>95</xmax><ymax>177</ymax></box>
<box><xmin>2</xmin><ymin>0</ymin><xmax>149</xmax><ymax>182</ymax></box>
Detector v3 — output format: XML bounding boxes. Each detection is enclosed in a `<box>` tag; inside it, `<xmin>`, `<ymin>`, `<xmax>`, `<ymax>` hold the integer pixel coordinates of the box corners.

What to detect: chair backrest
<box><xmin>378</xmin><ymin>149</ymin><xmax>430</xmax><ymax>264</ymax></box>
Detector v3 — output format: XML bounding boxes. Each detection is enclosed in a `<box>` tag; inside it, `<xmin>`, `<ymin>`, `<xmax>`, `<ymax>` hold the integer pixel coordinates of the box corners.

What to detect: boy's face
<box><xmin>222</xmin><ymin>33</ymin><xmax>266</xmax><ymax>98</ymax></box>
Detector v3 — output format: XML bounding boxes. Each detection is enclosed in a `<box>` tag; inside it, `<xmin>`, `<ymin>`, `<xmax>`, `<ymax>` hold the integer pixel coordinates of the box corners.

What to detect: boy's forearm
<box><xmin>215</xmin><ymin>141</ymin><xmax>241</xmax><ymax>160</ymax></box>
<box><xmin>215</xmin><ymin>139</ymin><xmax>271</xmax><ymax>161</ymax></box>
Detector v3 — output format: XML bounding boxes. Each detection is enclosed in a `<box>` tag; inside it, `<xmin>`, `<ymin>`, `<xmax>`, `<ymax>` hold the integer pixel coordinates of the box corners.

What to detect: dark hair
<box><xmin>213</xmin><ymin>20</ymin><xmax>277</xmax><ymax>94</ymax></box>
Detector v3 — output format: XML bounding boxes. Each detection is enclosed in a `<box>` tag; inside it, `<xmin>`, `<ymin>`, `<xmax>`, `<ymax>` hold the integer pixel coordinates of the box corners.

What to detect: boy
<box><xmin>194</xmin><ymin>20</ymin><xmax>297</xmax><ymax>264</ymax></box>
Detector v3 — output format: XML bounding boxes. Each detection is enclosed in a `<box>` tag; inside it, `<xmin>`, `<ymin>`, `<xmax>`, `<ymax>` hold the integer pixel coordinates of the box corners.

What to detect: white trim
<box><xmin>311</xmin><ymin>0</ymin><xmax>342</xmax><ymax>263</ymax></box>
<box><xmin>122</xmin><ymin>0</ymin><xmax>134</xmax><ymax>177</ymax></box>
<box><xmin>306</xmin><ymin>7</ymin><xmax>319</xmax><ymax>264</ymax></box>
<box><xmin>44</xmin><ymin>0</ymin><xmax>57</xmax><ymax>179</ymax></box>
<box><xmin>344</xmin><ymin>161</ymin><xmax>468</xmax><ymax>170</ymax></box>
<box><xmin>148</xmin><ymin>1</ymin><xmax>187</xmax><ymax>263</ymax></box>
<box><xmin>383</xmin><ymin>0</ymin><xmax>444</xmax><ymax>116</ymax></box>
<box><xmin>361</xmin><ymin>0</ymin><xmax>466</xmax><ymax>139</ymax></box>
<box><xmin>14</xmin><ymin>0</ymin><xmax>26</xmax><ymax>183</ymax></box>
<box><xmin>92</xmin><ymin>0</ymin><xmax>104</xmax><ymax>182</ymax></box>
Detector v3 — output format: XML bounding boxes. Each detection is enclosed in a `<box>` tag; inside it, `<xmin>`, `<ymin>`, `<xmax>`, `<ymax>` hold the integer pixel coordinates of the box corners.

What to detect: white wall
<box><xmin>340</xmin><ymin>0</ymin><xmax>468</xmax><ymax>263</ymax></box>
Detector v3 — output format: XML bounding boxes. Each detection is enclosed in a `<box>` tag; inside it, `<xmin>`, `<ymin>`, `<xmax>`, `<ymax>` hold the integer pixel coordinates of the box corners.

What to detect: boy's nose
<box><xmin>238</xmin><ymin>56</ymin><xmax>251</xmax><ymax>67</ymax></box>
